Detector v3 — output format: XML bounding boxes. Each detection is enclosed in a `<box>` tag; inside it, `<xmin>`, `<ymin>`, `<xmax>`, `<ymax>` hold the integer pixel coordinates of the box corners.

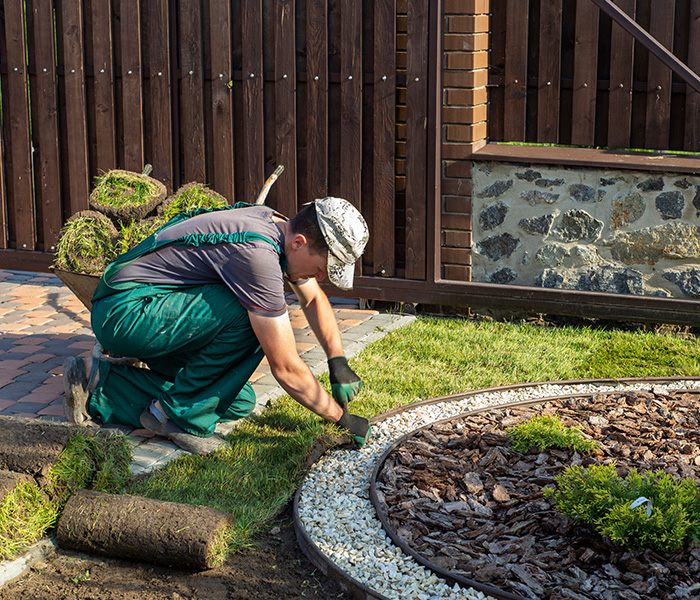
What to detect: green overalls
<box><xmin>88</xmin><ymin>205</ymin><xmax>287</xmax><ymax>438</ymax></box>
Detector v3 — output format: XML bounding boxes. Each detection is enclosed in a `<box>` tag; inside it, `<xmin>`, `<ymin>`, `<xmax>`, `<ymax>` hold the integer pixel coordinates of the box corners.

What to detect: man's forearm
<box><xmin>293</xmin><ymin>281</ymin><xmax>344</xmax><ymax>358</ymax></box>
<box><xmin>271</xmin><ymin>360</ymin><xmax>343</xmax><ymax>422</ymax></box>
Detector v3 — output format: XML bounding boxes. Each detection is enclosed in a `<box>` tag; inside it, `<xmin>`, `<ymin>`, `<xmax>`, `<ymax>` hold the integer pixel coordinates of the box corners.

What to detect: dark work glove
<box><xmin>328</xmin><ymin>356</ymin><xmax>363</xmax><ymax>410</ymax></box>
<box><xmin>336</xmin><ymin>409</ymin><xmax>371</xmax><ymax>449</ymax></box>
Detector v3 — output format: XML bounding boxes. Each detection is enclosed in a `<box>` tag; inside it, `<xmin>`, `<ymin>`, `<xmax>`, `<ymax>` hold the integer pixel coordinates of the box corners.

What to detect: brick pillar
<box><xmin>441</xmin><ymin>0</ymin><xmax>489</xmax><ymax>281</ymax></box>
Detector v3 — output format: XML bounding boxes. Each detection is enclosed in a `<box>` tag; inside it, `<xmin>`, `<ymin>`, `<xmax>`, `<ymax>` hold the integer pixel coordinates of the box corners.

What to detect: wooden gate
<box><xmin>0</xmin><ymin>0</ymin><xmax>442</xmax><ymax>279</ymax></box>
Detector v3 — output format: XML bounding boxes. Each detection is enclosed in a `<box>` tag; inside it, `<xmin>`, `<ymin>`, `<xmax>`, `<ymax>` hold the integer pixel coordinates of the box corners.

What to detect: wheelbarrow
<box><xmin>53</xmin><ymin>166</ymin><xmax>285</xmax><ymax>313</ymax></box>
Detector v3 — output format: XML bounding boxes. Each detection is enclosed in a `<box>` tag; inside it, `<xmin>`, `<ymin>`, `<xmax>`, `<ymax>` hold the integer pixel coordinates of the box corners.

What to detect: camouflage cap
<box><xmin>313</xmin><ymin>197</ymin><xmax>369</xmax><ymax>290</ymax></box>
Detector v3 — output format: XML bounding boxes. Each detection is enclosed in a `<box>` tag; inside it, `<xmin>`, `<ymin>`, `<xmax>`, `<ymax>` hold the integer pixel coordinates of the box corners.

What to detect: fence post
<box><xmin>441</xmin><ymin>0</ymin><xmax>489</xmax><ymax>282</ymax></box>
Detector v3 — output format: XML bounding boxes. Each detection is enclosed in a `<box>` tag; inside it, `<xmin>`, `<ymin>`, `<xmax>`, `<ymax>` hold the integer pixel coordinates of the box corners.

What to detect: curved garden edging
<box><xmin>293</xmin><ymin>377</ymin><xmax>700</xmax><ymax>600</ymax></box>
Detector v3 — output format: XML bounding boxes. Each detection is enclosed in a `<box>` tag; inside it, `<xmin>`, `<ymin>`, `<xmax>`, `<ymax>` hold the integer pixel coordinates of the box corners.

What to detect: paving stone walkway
<box><xmin>0</xmin><ymin>269</ymin><xmax>415</xmax><ymax>475</ymax></box>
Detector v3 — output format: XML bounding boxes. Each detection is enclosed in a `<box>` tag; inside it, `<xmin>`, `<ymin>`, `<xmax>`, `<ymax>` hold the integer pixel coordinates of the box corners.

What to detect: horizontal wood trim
<box><xmin>323</xmin><ymin>276</ymin><xmax>700</xmax><ymax>325</ymax></box>
<box><xmin>0</xmin><ymin>250</ymin><xmax>54</xmax><ymax>272</ymax></box>
<box><xmin>472</xmin><ymin>143</ymin><xmax>700</xmax><ymax>174</ymax></box>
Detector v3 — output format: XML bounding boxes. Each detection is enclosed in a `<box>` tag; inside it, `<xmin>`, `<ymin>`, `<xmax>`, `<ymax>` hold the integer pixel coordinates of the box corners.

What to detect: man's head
<box><xmin>288</xmin><ymin>197</ymin><xmax>369</xmax><ymax>290</ymax></box>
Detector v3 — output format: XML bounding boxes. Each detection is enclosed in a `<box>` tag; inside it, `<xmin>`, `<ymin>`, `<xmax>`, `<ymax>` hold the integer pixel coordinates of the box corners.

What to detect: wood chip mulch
<box><xmin>374</xmin><ymin>390</ymin><xmax>700</xmax><ymax>600</ymax></box>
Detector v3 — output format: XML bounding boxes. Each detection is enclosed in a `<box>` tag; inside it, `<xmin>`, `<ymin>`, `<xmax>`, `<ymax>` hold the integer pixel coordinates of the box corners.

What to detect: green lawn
<box><xmin>130</xmin><ymin>316</ymin><xmax>700</xmax><ymax>554</ymax></box>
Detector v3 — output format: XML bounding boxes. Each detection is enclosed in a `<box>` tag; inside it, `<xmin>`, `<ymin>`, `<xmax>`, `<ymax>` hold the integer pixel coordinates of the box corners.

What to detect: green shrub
<box><xmin>506</xmin><ymin>414</ymin><xmax>599</xmax><ymax>454</ymax></box>
<box><xmin>545</xmin><ymin>463</ymin><xmax>700</xmax><ymax>552</ymax></box>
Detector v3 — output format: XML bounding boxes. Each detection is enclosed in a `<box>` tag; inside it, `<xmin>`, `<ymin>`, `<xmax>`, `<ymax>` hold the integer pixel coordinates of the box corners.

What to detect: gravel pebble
<box><xmin>297</xmin><ymin>379</ymin><xmax>700</xmax><ymax>600</ymax></box>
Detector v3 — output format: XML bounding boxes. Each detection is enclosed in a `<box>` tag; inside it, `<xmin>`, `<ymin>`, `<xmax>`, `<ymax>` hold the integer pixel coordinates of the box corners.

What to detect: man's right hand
<box><xmin>336</xmin><ymin>409</ymin><xmax>371</xmax><ymax>449</ymax></box>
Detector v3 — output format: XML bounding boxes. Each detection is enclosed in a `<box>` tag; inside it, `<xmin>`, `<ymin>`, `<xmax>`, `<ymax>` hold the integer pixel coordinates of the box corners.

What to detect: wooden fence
<box><xmin>488</xmin><ymin>0</ymin><xmax>700</xmax><ymax>152</ymax></box>
<box><xmin>0</xmin><ymin>0</ymin><xmax>439</xmax><ymax>281</ymax></box>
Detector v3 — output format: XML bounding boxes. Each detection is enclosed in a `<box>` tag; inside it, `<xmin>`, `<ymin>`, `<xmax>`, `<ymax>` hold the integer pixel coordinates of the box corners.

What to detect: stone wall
<box><xmin>471</xmin><ymin>162</ymin><xmax>700</xmax><ymax>299</ymax></box>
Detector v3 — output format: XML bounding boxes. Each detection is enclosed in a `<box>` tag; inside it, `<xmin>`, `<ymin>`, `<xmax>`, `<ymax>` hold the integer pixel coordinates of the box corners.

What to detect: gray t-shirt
<box><xmin>110</xmin><ymin>205</ymin><xmax>289</xmax><ymax>317</ymax></box>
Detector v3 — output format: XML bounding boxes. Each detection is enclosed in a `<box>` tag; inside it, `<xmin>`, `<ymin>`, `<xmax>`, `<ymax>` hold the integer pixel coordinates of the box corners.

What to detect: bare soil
<box><xmin>0</xmin><ymin>502</ymin><xmax>350</xmax><ymax>600</ymax></box>
<box><xmin>374</xmin><ymin>390</ymin><xmax>700</xmax><ymax>600</ymax></box>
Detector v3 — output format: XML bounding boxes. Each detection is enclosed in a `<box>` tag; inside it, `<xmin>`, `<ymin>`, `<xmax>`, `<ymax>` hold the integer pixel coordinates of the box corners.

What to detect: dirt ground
<box><xmin>0</xmin><ymin>502</ymin><xmax>350</xmax><ymax>600</ymax></box>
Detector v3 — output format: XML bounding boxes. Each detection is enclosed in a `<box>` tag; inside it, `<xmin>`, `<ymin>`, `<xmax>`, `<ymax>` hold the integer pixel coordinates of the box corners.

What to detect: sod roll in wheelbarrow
<box><xmin>57</xmin><ymin>490</ymin><xmax>234</xmax><ymax>570</ymax></box>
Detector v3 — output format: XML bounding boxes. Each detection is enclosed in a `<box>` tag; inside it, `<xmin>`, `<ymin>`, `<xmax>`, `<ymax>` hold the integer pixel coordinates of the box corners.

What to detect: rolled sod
<box><xmin>0</xmin><ymin>417</ymin><xmax>89</xmax><ymax>475</ymax></box>
<box><xmin>57</xmin><ymin>490</ymin><xmax>234</xmax><ymax>570</ymax></box>
<box><xmin>0</xmin><ymin>470</ymin><xmax>35</xmax><ymax>502</ymax></box>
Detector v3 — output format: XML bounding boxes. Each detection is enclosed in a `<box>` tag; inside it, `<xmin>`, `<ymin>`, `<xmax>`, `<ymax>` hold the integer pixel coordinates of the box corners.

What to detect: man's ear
<box><xmin>290</xmin><ymin>233</ymin><xmax>308</xmax><ymax>250</ymax></box>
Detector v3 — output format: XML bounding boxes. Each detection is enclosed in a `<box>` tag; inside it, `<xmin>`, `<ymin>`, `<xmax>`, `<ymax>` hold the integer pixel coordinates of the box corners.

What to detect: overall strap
<box><xmin>93</xmin><ymin>206</ymin><xmax>286</xmax><ymax>302</ymax></box>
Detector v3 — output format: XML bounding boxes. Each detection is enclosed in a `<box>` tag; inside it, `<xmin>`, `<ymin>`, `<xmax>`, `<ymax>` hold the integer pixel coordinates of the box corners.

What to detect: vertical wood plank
<box><xmin>28</xmin><ymin>0</ymin><xmax>63</xmax><ymax>250</ymax></box>
<box><xmin>274</xmin><ymin>0</ymin><xmax>297</xmax><ymax>216</ymax></box>
<box><xmin>339</xmin><ymin>0</ymin><xmax>361</xmax><ymax>209</ymax></box>
<box><xmin>4</xmin><ymin>0</ymin><xmax>35</xmax><ymax>248</ymax></box>
<box><xmin>504</xmin><ymin>0</ymin><xmax>528</xmax><ymax>142</ymax></box>
<box><xmin>91</xmin><ymin>0</ymin><xmax>117</xmax><ymax>172</ymax></box>
<box><xmin>373</xmin><ymin>0</ymin><xmax>396</xmax><ymax>277</ymax></box>
<box><xmin>537</xmin><ymin>0</ymin><xmax>563</xmax><ymax>143</ymax></box>
<box><xmin>684</xmin><ymin>0</ymin><xmax>700</xmax><ymax>151</ymax></box>
<box><xmin>405</xmin><ymin>0</ymin><xmax>428</xmax><ymax>280</ymax></box>
<box><xmin>148</xmin><ymin>0</ymin><xmax>174</xmax><ymax>192</ymax></box>
<box><xmin>179</xmin><ymin>0</ymin><xmax>206</xmax><ymax>183</ymax></box>
<box><xmin>306</xmin><ymin>0</ymin><xmax>328</xmax><ymax>201</ymax></box>
<box><xmin>645</xmin><ymin>1</ymin><xmax>674</xmax><ymax>149</ymax></box>
<box><xmin>209</xmin><ymin>0</ymin><xmax>235</xmax><ymax>202</ymax></box>
<box><xmin>570</xmin><ymin>0</ymin><xmax>599</xmax><ymax>146</ymax></box>
<box><xmin>61</xmin><ymin>0</ymin><xmax>90</xmax><ymax>215</ymax></box>
<box><xmin>241</xmin><ymin>0</ymin><xmax>265</xmax><ymax>203</ymax></box>
<box><xmin>0</xmin><ymin>113</ymin><xmax>5</xmax><ymax>248</ymax></box>
<box><xmin>607</xmin><ymin>0</ymin><xmax>635</xmax><ymax>148</ymax></box>
<box><xmin>120</xmin><ymin>0</ymin><xmax>144</xmax><ymax>171</ymax></box>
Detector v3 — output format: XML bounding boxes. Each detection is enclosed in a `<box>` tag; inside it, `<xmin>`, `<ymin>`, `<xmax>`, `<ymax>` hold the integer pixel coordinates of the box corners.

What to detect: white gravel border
<box><xmin>297</xmin><ymin>378</ymin><xmax>700</xmax><ymax>600</ymax></box>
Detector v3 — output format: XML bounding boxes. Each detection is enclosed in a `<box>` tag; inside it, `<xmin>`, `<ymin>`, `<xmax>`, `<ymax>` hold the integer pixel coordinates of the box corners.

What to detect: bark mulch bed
<box><xmin>374</xmin><ymin>389</ymin><xmax>700</xmax><ymax>600</ymax></box>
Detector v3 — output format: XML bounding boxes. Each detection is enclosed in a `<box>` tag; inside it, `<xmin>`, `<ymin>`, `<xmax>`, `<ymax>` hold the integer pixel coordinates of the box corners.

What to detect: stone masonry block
<box><xmin>443</xmin><ymin>70</ymin><xmax>489</xmax><ymax>88</ymax></box>
<box><xmin>446</xmin><ymin>123</ymin><xmax>488</xmax><ymax>143</ymax></box>
<box><xmin>444</xmin><ymin>195</ymin><xmax>471</xmax><ymax>213</ymax></box>
<box><xmin>446</xmin><ymin>52</ymin><xmax>489</xmax><ymax>71</ymax></box>
<box><xmin>443</xmin><ymin>104</ymin><xmax>488</xmax><ymax>125</ymax></box>
<box><xmin>444</xmin><ymin>33</ymin><xmax>489</xmax><ymax>52</ymax></box>
<box><xmin>446</xmin><ymin>88</ymin><xmax>488</xmax><ymax>106</ymax></box>
<box><xmin>447</xmin><ymin>15</ymin><xmax>489</xmax><ymax>33</ymax></box>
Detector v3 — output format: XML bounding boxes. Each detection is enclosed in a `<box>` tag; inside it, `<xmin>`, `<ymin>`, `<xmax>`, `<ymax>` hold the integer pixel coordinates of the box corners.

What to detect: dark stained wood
<box><xmin>405</xmin><ymin>0</ymin><xmax>428</xmax><ymax>280</ymax></box>
<box><xmin>4</xmin><ymin>0</ymin><xmax>36</xmax><ymax>249</ymax></box>
<box><xmin>0</xmin><ymin>117</ymin><xmax>5</xmax><ymax>249</ymax></box>
<box><xmin>59</xmin><ymin>0</ymin><xmax>90</xmax><ymax>217</ymax></box>
<box><xmin>148</xmin><ymin>0</ymin><xmax>174</xmax><ymax>193</ymax></box>
<box><xmin>474</xmin><ymin>141</ymin><xmax>700</xmax><ymax>174</ymax></box>
<box><xmin>372</xmin><ymin>0</ymin><xmax>396</xmax><ymax>277</ymax></box>
<box><xmin>273</xmin><ymin>0</ymin><xmax>297</xmax><ymax>217</ymax></box>
<box><xmin>27</xmin><ymin>0</ymin><xmax>63</xmax><ymax>250</ymax></box>
<box><xmin>645</xmin><ymin>1</ymin><xmax>674</xmax><ymax>149</ymax></box>
<box><xmin>241</xmin><ymin>0</ymin><xmax>265</xmax><ymax>203</ymax></box>
<box><xmin>570</xmin><ymin>0</ymin><xmax>599</xmax><ymax>146</ymax></box>
<box><xmin>306</xmin><ymin>0</ymin><xmax>329</xmax><ymax>201</ymax></box>
<box><xmin>91</xmin><ymin>0</ymin><xmax>117</xmax><ymax>173</ymax></box>
<box><xmin>684</xmin><ymin>0</ymin><xmax>700</xmax><ymax>151</ymax></box>
<box><xmin>328</xmin><ymin>277</ymin><xmax>700</xmax><ymax>326</ymax></box>
<box><xmin>537</xmin><ymin>0</ymin><xmax>563</xmax><ymax>143</ymax></box>
<box><xmin>339</xmin><ymin>0</ymin><xmax>362</xmax><ymax>210</ymax></box>
<box><xmin>503</xmin><ymin>0</ymin><xmax>528</xmax><ymax>142</ymax></box>
<box><xmin>607</xmin><ymin>0</ymin><xmax>635</xmax><ymax>149</ymax></box>
<box><xmin>209</xmin><ymin>0</ymin><xmax>235</xmax><ymax>203</ymax></box>
<box><xmin>179</xmin><ymin>0</ymin><xmax>206</xmax><ymax>184</ymax></box>
<box><xmin>120</xmin><ymin>0</ymin><xmax>144</xmax><ymax>172</ymax></box>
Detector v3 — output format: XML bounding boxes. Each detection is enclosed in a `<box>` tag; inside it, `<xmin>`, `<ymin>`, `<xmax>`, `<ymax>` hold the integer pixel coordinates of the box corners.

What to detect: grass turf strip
<box><xmin>130</xmin><ymin>317</ymin><xmax>700</xmax><ymax>555</ymax></box>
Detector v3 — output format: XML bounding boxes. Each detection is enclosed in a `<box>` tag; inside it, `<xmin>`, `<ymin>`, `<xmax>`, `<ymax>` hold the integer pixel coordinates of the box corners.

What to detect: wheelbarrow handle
<box><xmin>255</xmin><ymin>165</ymin><xmax>285</xmax><ymax>205</ymax></box>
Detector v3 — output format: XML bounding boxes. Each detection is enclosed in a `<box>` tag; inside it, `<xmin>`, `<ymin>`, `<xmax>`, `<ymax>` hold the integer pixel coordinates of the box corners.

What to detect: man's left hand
<box><xmin>328</xmin><ymin>356</ymin><xmax>363</xmax><ymax>409</ymax></box>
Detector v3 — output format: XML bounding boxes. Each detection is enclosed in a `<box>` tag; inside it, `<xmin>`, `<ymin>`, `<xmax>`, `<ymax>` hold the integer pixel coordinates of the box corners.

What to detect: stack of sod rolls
<box><xmin>54</xmin><ymin>171</ymin><xmax>229</xmax><ymax>276</ymax></box>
